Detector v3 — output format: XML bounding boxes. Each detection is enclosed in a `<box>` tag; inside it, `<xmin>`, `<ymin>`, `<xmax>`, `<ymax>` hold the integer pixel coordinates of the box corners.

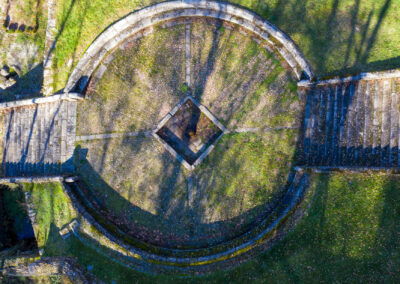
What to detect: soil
<box><xmin>5</xmin><ymin>0</ymin><xmax>39</xmax><ymax>31</ymax></box>
<box><xmin>157</xmin><ymin>99</ymin><xmax>222</xmax><ymax>164</ymax></box>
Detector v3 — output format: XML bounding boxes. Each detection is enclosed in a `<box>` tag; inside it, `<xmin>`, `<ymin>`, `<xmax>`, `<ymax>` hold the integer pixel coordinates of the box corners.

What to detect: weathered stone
<box><xmin>0</xmin><ymin>65</ymin><xmax>10</xmax><ymax>77</ymax></box>
<box><xmin>65</xmin><ymin>0</ymin><xmax>314</xmax><ymax>92</ymax></box>
<box><xmin>64</xmin><ymin>176</ymin><xmax>79</xmax><ymax>183</ymax></box>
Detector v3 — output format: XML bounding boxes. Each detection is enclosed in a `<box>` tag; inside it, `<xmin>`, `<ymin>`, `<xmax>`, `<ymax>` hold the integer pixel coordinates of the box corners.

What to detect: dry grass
<box><xmin>191</xmin><ymin>22</ymin><xmax>300</xmax><ymax>129</ymax></box>
<box><xmin>77</xmin><ymin>24</ymin><xmax>186</xmax><ymax>135</ymax></box>
<box><xmin>8</xmin><ymin>0</ymin><xmax>38</xmax><ymax>29</ymax></box>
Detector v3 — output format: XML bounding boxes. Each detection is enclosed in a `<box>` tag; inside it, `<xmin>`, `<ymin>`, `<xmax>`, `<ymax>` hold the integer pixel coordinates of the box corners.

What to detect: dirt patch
<box><xmin>4</xmin><ymin>0</ymin><xmax>39</xmax><ymax>32</ymax></box>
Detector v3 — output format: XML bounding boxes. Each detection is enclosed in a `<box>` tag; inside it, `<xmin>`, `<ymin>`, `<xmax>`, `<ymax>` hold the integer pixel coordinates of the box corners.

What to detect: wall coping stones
<box><xmin>0</xmin><ymin>176</ymin><xmax>64</xmax><ymax>183</ymax></box>
<box><xmin>65</xmin><ymin>0</ymin><xmax>314</xmax><ymax>92</ymax></box>
<box><xmin>305</xmin><ymin>166</ymin><xmax>400</xmax><ymax>174</ymax></box>
<box><xmin>76</xmin><ymin>130</ymin><xmax>153</xmax><ymax>142</ymax></box>
<box><xmin>0</xmin><ymin>93</ymin><xmax>84</xmax><ymax>111</ymax></box>
<box><xmin>153</xmin><ymin>95</ymin><xmax>226</xmax><ymax>171</ymax></box>
<box><xmin>0</xmin><ymin>257</ymin><xmax>91</xmax><ymax>282</ymax></box>
<box><xmin>298</xmin><ymin>69</ymin><xmax>400</xmax><ymax>88</ymax></box>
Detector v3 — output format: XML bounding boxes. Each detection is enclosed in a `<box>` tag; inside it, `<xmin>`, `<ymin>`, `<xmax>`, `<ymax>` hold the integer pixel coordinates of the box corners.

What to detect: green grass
<box><xmin>9</xmin><ymin>0</ymin><xmax>39</xmax><ymax>28</ymax></box>
<box><xmin>53</xmin><ymin>0</ymin><xmax>400</xmax><ymax>91</ymax></box>
<box><xmin>21</xmin><ymin>182</ymin><xmax>77</xmax><ymax>249</ymax></box>
<box><xmin>13</xmin><ymin>172</ymin><xmax>397</xmax><ymax>283</ymax></box>
<box><xmin>53</xmin><ymin>0</ymin><xmax>165</xmax><ymax>92</ymax></box>
<box><xmin>0</xmin><ymin>0</ymin><xmax>47</xmax><ymax>102</ymax></box>
<box><xmin>200</xmin><ymin>172</ymin><xmax>400</xmax><ymax>283</ymax></box>
<box><xmin>74</xmin><ymin>137</ymin><xmax>192</xmax><ymax>248</ymax></box>
<box><xmin>195</xmin><ymin>131</ymin><xmax>297</xmax><ymax>218</ymax></box>
<box><xmin>0</xmin><ymin>275</ymin><xmax>74</xmax><ymax>283</ymax></box>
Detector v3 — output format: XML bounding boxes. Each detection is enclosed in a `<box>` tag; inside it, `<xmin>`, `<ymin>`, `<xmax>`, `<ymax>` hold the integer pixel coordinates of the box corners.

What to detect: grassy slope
<box><xmin>20</xmin><ymin>172</ymin><xmax>398</xmax><ymax>283</ymax></box>
<box><xmin>7</xmin><ymin>173</ymin><xmax>399</xmax><ymax>283</ymax></box>
<box><xmin>21</xmin><ymin>182</ymin><xmax>77</xmax><ymax>249</ymax></box>
<box><xmin>202</xmin><ymin>172</ymin><xmax>400</xmax><ymax>283</ymax></box>
<box><xmin>53</xmin><ymin>0</ymin><xmax>400</xmax><ymax>91</ymax></box>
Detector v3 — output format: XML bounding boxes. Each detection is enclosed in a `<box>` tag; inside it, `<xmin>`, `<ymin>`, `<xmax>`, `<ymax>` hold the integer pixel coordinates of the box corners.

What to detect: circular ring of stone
<box><xmin>67</xmin><ymin>1</ymin><xmax>312</xmax><ymax>272</ymax></box>
<box><xmin>66</xmin><ymin>0</ymin><xmax>313</xmax><ymax>93</ymax></box>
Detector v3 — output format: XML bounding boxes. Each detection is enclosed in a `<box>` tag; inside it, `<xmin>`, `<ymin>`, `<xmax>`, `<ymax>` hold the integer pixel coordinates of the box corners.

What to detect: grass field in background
<box><xmin>53</xmin><ymin>0</ymin><xmax>400</xmax><ymax>91</ymax></box>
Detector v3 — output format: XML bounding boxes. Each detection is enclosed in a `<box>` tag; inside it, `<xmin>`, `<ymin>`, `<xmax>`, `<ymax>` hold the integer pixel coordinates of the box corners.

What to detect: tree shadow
<box><xmin>0</xmin><ymin>64</ymin><xmax>44</xmax><ymax>103</ymax></box>
<box><xmin>2</xmin><ymin>100</ymin><xmax>74</xmax><ymax>177</ymax></box>
<box><xmin>71</xmin><ymin>18</ymin><xmax>307</xmax><ymax>251</ymax></box>
<box><xmin>265</xmin><ymin>0</ymin><xmax>397</xmax><ymax>77</ymax></box>
<box><xmin>0</xmin><ymin>184</ymin><xmax>39</xmax><ymax>256</ymax></box>
<box><xmin>229</xmin><ymin>172</ymin><xmax>400</xmax><ymax>283</ymax></box>
<box><xmin>72</xmin><ymin>144</ymin><xmax>291</xmax><ymax>250</ymax></box>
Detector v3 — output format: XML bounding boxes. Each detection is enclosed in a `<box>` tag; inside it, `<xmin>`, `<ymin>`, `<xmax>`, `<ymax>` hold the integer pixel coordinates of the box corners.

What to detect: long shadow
<box><xmin>267</xmin><ymin>0</ymin><xmax>398</xmax><ymax>77</ymax></box>
<box><xmin>0</xmin><ymin>184</ymin><xmax>39</xmax><ymax>256</ymax></box>
<box><xmin>71</xmin><ymin>18</ymin><xmax>311</xmax><ymax>251</ymax></box>
<box><xmin>241</xmin><ymin>172</ymin><xmax>400</xmax><ymax>283</ymax></box>
<box><xmin>1</xmin><ymin>100</ymin><xmax>75</xmax><ymax>177</ymax></box>
<box><xmin>2</xmin><ymin>109</ymin><xmax>14</xmax><ymax>176</ymax></box>
<box><xmin>0</xmin><ymin>64</ymin><xmax>44</xmax><ymax>103</ymax></box>
<box><xmin>20</xmin><ymin>105</ymin><xmax>39</xmax><ymax>167</ymax></box>
<box><xmin>193</xmin><ymin>19</ymin><xmax>223</xmax><ymax>98</ymax></box>
<box><xmin>72</xmin><ymin>145</ymin><xmax>270</xmax><ymax>249</ymax></box>
<box><xmin>44</xmin><ymin>0</ymin><xmax>77</xmax><ymax>68</ymax></box>
<box><xmin>67</xmin><ymin>4</ymin><xmax>397</xmax><ymax>257</ymax></box>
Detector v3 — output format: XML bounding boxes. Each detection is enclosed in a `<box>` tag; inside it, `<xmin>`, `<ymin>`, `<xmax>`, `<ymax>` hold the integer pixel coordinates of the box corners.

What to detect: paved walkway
<box><xmin>303</xmin><ymin>77</ymin><xmax>400</xmax><ymax>167</ymax></box>
<box><xmin>1</xmin><ymin>101</ymin><xmax>76</xmax><ymax>176</ymax></box>
<box><xmin>42</xmin><ymin>0</ymin><xmax>57</xmax><ymax>96</ymax></box>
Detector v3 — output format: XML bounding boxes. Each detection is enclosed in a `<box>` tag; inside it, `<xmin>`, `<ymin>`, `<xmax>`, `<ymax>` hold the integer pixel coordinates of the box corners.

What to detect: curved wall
<box><xmin>65</xmin><ymin>0</ymin><xmax>314</xmax><ymax>92</ymax></box>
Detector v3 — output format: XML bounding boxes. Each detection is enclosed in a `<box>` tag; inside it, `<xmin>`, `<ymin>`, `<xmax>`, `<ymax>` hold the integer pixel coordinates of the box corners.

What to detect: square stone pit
<box><xmin>153</xmin><ymin>96</ymin><xmax>226</xmax><ymax>170</ymax></box>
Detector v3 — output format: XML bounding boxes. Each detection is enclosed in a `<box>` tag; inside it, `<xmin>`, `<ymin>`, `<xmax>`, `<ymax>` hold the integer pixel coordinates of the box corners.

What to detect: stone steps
<box><xmin>1</xmin><ymin>101</ymin><xmax>76</xmax><ymax>176</ymax></box>
<box><xmin>303</xmin><ymin>78</ymin><xmax>400</xmax><ymax>167</ymax></box>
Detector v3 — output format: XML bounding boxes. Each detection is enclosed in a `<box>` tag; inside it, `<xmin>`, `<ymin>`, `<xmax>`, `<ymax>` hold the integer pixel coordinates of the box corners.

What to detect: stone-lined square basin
<box><xmin>154</xmin><ymin>96</ymin><xmax>226</xmax><ymax>170</ymax></box>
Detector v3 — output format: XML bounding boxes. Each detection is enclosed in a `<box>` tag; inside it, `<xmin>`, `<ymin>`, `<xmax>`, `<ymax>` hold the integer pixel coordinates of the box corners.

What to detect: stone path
<box><xmin>302</xmin><ymin>77</ymin><xmax>400</xmax><ymax>167</ymax></box>
<box><xmin>1</xmin><ymin>101</ymin><xmax>77</xmax><ymax>176</ymax></box>
<box><xmin>76</xmin><ymin>130</ymin><xmax>153</xmax><ymax>142</ymax></box>
<box><xmin>185</xmin><ymin>23</ymin><xmax>191</xmax><ymax>87</ymax></box>
<box><xmin>42</xmin><ymin>0</ymin><xmax>57</xmax><ymax>96</ymax></box>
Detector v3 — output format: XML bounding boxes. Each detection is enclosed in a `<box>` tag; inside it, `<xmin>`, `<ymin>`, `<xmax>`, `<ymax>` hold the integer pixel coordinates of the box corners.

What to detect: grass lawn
<box><xmin>21</xmin><ymin>182</ymin><xmax>77</xmax><ymax>250</ymax></box>
<box><xmin>190</xmin><ymin>130</ymin><xmax>298</xmax><ymax>245</ymax></box>
<box><xmin>10</xmin><ymin>171</ymin><xmax>397</xmax><ymax>283</ymax></box>
<box><xmin>73</xmin><ymin>125</ymin><xmax>298</xmax><ymax>249</ymax></box>
<box><xmin>202</xmin><ymin>172</ymin><xmax>400</xmax><ymax>283</ymax></box>
<box><xmin>74</xmin><ymin>20</ymin><xmax>301</xmax><ymax>248</ymax></box>
<box><xmin>53</xmin><ymin>0</ymin><xmax>400</xmax><ymax>91</ymax></box>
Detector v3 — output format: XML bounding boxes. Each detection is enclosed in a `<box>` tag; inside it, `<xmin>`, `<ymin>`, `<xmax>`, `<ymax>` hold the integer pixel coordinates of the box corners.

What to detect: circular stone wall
<box><xmin>74</xmin><ymin>18</ymin><xmax>303</xmax><ymax>250</ymax></box>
